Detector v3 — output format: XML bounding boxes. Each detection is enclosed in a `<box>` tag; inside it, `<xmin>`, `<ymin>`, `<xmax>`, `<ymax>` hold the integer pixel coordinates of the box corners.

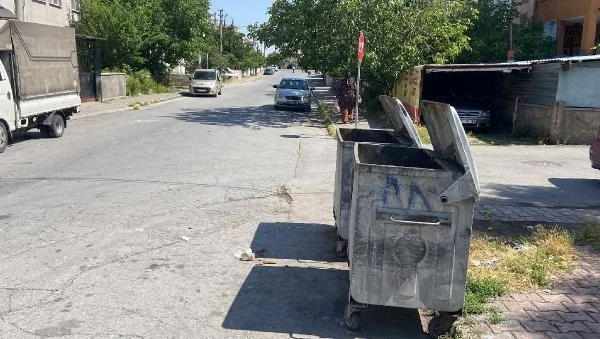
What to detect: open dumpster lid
<box><xmin>378</xmin><ymin>95</ymin><xmax>422</xmax><ymax>148</ymax></box>
<box><xmin>420</xmin><ymin>100</ymin><xmax>480</xmax><ymax>203</ymax></box>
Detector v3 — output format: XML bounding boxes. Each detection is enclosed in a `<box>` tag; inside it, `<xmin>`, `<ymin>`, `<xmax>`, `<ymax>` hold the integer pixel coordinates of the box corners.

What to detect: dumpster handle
<box><xmin>388</xmin><ymin>216</ymin><xmax>443</xmax><ymax>226</ymax></box>
<box><xmin>376</xmin><ymin>209</ymin><xmax>452</xmax><ymax>226</ymax></box>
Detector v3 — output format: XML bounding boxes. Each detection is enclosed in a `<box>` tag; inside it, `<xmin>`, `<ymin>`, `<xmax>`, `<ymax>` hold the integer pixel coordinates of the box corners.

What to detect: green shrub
<box><xmin>126</xmin><ymin>69</ymin><xmax>171</xmax><ymax>96</ymax></box>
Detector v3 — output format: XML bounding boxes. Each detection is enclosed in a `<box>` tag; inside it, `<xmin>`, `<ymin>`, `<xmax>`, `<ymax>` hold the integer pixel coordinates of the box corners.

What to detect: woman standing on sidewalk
<box><xmin>337</xmin><ymin>71</ymin><xmax>357</xmax><ymax>124</ymax></box>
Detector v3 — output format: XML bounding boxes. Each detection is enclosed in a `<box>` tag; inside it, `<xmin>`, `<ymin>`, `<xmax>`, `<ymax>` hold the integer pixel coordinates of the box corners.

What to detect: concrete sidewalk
<box><xmin>309</xmin><ymin>75</ymin><xmax>600</xmax><ymax>338</ymax></box>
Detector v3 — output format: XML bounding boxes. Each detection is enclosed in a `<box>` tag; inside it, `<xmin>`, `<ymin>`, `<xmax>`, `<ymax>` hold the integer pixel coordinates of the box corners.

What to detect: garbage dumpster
<box><xmin>333</xmin><ymin>96</ymin><xmax>421</xmax><ymax>256</ymax></box>
<box><xmin>343</xmin><ymin>100</ymin><xmax>480</xmax><ymax>335</ymax></box>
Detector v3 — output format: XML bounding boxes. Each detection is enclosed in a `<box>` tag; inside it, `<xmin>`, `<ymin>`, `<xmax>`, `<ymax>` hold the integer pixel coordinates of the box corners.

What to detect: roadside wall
<box><xmin>515</xmin><ymin>102</ymin><xmax>600</xmax><ymax>144</ymax></box>
<box><xmin>168</xmin><ymin>74</ymin><xmax>190</xmax><ymax>87</ymax></box>
<box><xmin>100</xmin><ymin>73</ymin><xmax>126</xmax><ymax>100</ymax></box>
<box><xmin>560</xmin><ymin>106</ymin><xmax>600</xmax><ymax>143</ymax></box>
<box><xmin>556</xmin><ymin>61</ymin><xmax>600</xmax><ymax>107</ymax></box>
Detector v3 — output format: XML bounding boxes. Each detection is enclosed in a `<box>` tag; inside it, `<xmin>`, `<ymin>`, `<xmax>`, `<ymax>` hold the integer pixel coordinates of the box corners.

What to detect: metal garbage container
<box><xmin>333</xmin><ymin>96</ymin><xmax>421</xmax><ymax>256</ymax></box>
<box><xmin>343</xmin><ymin>100</ymin><xmax>480</xmax><ymax>335</ymax></box>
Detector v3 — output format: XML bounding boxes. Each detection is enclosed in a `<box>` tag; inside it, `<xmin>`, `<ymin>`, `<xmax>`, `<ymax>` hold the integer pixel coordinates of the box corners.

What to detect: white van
<box><xmin>189</xmin><ymin>69</ymin><xmax>223</xmax><ymax>97</ymax></box>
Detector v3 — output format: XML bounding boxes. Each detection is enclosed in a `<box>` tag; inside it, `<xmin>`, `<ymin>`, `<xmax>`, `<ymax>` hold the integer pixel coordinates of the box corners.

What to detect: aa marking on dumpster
<box><xmin>382</xmin><ymin>176</ymin><xmax>430</xmax><ymax>210</ymax></box>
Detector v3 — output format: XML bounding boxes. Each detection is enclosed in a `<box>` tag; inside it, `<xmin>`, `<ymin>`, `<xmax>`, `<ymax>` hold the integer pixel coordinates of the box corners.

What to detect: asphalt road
<box><xmin>1</xmin><ymin>70</ymin><xmax>598</xmax><ymax>338</ymax></box>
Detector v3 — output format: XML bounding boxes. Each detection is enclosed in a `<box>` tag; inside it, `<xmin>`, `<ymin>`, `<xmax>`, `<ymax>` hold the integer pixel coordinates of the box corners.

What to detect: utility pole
<box><xmin>14</xmin><ymin>0</ymin><xmax>23</xmax><ymax>21</ymax></box>
<box><xmin>219</xmin><ymin>9</ymin><xmax>224</xmax><ymax>53</ymax></box>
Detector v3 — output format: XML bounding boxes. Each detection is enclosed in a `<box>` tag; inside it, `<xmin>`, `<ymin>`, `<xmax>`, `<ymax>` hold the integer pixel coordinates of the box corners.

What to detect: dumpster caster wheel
<box><xmin>335</xmin><ymin>239</ymin><xmax>348</xmax><ymax>258</ymax></box>
<box><xmin>344</xmin><ymin>304</ymin><xmax>362</xmax><ymax>331</ymax></box>
<box><xmin>428</xmin><ymin>312</ymin><xmax>458</xmax><ymax>338</ymax></box>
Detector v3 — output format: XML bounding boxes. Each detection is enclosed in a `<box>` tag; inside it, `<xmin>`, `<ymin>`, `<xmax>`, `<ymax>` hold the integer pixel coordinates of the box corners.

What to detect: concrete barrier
<box><xmin>100</xmin><ymin>73</ymin><xmax>126</xmax><ymax>100</ymax></box>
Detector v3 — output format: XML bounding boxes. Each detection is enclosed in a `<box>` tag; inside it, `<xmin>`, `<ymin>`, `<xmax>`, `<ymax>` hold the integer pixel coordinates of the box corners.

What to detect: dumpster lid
<box><xmin>378</xmin><ymin>95</ymin><xmax>422</xmax><ymax>148</ymax></box>
<box><xmin>420</xmin><ymin>100</ymin><xmax>480</xmax><ymax>203</ymax></box>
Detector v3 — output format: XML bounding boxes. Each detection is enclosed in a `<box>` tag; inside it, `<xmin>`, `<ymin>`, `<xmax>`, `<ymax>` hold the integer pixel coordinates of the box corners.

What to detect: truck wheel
<box><xmin>0</xmin><ymin>123</ymin><xmax>8</xmax><ymax>153</ymax></box>
<box><xmin>48</xmin><ymin>114</ymin><xmax>65</xmax><ymax>138</ymax></box>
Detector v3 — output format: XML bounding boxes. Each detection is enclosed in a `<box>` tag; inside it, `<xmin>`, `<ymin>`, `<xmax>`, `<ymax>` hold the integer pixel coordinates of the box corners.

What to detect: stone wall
<box><xmin>168</xmin><ymin>74</ymin><xmax>191</xmax><ymax>87</ymax></box>
<box><xmin>515</xmin><ymin>102</ymin><xmax>600</xmax><ymax>144</ymax></box>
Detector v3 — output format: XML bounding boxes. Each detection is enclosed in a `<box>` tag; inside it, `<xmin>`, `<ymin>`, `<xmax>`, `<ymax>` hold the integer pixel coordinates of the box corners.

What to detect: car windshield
<box><xmin>193</xmin><ymin>71</ymin><xmax>216</xmax><ymax>80</ymax></box>
<box><xmin>278</xmin><ymin>80</ymin><xmax>308</xmax><ymax>90</ymax></box>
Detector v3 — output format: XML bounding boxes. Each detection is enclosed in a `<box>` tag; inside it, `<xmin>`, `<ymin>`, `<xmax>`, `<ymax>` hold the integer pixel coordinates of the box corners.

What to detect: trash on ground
<box><xmin>235</xmin><ymin>248</ymin><xmax>255</xmax><ymax>261</ymax></box>
<box><xmin>508</xmin><ymin>242</ymin><xmax>532</xmax><ymax>251</ymax></box>
<box><xmin>262</xmin><ymin>259</ymin><xmax>278</xmax><ymax>265</ymax></box>
<box><xmin>180</xmin><ymin>236</ymin><xmax>191</xmax><ymax>242</ymax></box>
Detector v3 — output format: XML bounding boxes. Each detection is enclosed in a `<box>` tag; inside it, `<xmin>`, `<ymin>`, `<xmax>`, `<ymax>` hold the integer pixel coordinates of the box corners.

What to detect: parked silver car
<box><xmin>451</xmin><ymin>102</ymin><xmax>491</xmax><ymax>129</ymax></box>
<box><xmin>273</xmin><ymin>77</ymin><xmax>313</xmax><ymax>111</ymax></box>
<box><xmin>189</xmin><ymin>69</ymin><xmax>222</xmax><ymax>97</ymax></box>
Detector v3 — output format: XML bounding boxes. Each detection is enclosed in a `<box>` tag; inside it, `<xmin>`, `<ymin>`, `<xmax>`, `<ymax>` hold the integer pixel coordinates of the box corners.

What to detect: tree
<box><xmin>514</xmin><ymin>19</ymin><xmax>555</xmax><ymax>61</ymax></box>
<box><xmin>76</xmin><ymin>0</ymin><xmax>213</xmax><ymax>81</ymax></box>
<box><xmin>251</xmin><ymin>0</ymin><xmax>476</xmax><ymax>97</ymax></box>
<box><xmin>265</xmin><ymin>51</ymin><xmax>285</xmax><ymax>67</ymax></box>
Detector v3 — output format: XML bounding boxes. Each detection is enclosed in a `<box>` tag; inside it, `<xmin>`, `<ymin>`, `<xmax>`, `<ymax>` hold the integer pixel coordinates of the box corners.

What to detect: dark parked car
<box><xmin>590</xmin><ymin>124</ymin><xmax>600</xmax><ymax>170</ymax></box>
<box><xmin>273</xmin><ymin>77</ymin><xmax>313</xmax><ymax>111</ymax></box>
<box><xmin>264</xmin><ymin>67</ymin><xmax>275</xmax><ymax>75</ymax></box>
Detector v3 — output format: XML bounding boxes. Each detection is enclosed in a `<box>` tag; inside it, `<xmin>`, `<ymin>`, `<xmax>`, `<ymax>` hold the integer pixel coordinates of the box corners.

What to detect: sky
<box><xmin>209</xmin><ymin>0</ymin><xmax>274</xmax><ymax>35</ymax></box>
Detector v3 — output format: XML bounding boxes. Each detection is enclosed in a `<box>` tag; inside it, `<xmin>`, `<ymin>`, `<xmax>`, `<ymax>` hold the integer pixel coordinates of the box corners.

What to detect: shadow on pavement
<box><xmin>7</xmin><ymin>130</ymin><xmax>45</xmax><ymax>149</ymax></box>
<box><xmin>169</xmin><ymin>105</ymin><xmax>323</xmax><ymax>128</ymax></box>
<box><xmin>250</xmin><ymin>222</ymin><xmax>342</xmax><ymax>262</ymax></box>
<box><xmin>222</xmin><ymin>265</ymin><xmax>427</xmax><ymax>338</ymax></box>
<box><xmin>479</xmin><ymin>181</ymin><xmax>600</xmax><ymax>208</ymax></box>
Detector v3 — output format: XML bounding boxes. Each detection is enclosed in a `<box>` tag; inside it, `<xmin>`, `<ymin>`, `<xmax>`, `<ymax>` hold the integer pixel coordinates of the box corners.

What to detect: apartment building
<box><xmin>535</xmin><ymin>0</ymin><xmax>600</xmax><ymax>56</ymax></box>
<box><xmin>0</xmin><ymin>0</ymin><xmax>80</xmax><ymax>26</ymax></box>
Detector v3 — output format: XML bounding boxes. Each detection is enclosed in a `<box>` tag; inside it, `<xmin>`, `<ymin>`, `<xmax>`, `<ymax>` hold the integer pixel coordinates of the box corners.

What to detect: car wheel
<box><xmin>274</xmin><ymin>105</ymin><xmax>280</xmax><ymax>110</ymax></box>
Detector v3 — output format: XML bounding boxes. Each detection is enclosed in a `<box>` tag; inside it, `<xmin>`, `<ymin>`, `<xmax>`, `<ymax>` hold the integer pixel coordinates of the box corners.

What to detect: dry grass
<box><xmin>468</xmin><ymin>228</ymin><xmax>575</xmax><ymax>292</ymax></box>
<box><xmin>575</xmin><ymin>221</ymin><xmax>600</xmax><ymax>248</ymax></box>
<box><xmin>318</xmin><ymin>102</ymin><xmax>337</xmax><ymax>138</ymax></box>
<box><xmin>416</xmin><ymin>124</ymin><xmax>431</xmax><ymax>144</ymax></box>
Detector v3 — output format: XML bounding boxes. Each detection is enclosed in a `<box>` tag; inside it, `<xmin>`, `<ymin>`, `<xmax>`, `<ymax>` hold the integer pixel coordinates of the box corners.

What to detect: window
<box><xmin>72</xmin><ymin>0</ymin><xmax>80</xmax><ymax>12</ymax></box>
<box><xmin>49</xmin><ymin>0</ymin><xmax>61</xmax><ymax>7</ymax></box>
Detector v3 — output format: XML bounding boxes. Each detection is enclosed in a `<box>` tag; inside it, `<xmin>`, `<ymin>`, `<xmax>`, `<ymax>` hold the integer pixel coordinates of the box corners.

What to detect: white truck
<box><xmin>0</xmin><ymin>20</ymin><xmax>81</xmax><ymax>153</ymax></box>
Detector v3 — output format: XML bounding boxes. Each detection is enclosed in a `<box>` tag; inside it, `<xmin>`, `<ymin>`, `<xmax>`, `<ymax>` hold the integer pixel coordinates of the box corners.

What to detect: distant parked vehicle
<box><xmin>273</xmin><ymin>77</ymin><xmax>314</xmax><ymax>111</ymax></box>
<box><xmin>222</xmin><ymin>68</ymin><xmax>238</xmax><ymax>79</ymax></box>
<box><xmin>451</xmin><ymin>102</ymin><xmax>492</xmax><ymax>130</ymax></box>
<box><xmin>590</xmin><ymin>124</ymin><xmax>600</xmax><ymax>170</ymax></box>
<box><xmin>189</xmin><ymin>69</ymin><xmax>222</xmax><ymax>97</ymax></box>
<box><xmin>264</xmin><ymin>67</ymin><xmax>275</xmax><ymax>75</ymax></box>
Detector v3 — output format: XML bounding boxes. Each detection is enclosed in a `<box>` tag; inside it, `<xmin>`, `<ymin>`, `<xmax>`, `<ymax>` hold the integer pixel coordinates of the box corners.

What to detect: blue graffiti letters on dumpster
<box><xmin>382</xmin><ymin>176</ymin><xmax>430</xmax><ymax>210</ymax></box>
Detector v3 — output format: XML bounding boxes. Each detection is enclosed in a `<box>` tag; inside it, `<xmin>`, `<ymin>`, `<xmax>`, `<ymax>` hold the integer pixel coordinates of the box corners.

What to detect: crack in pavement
<box><xmin>0</xmin><ymin>176</ymin><xmax>274</xmax><ymax>194</ymax></box>
<box><xmin>0</xmin><ymin>287</ymin><xmax>59</xmax><ymax>292</ymax></box>
<box><xmin>0</xmin><ymin>315</ymin><xmax>38</xmax><ymax>337</ymax></box>
<box><xmin>294</xmin><ymin>138</ymin><xmax>302</xmax><ymax>178</ymax></box>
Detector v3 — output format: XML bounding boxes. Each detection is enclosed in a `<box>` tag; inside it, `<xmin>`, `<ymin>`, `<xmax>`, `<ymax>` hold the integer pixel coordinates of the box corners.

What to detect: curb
<box><xmin>72</xmin><ymin>94</ymin><xmax>183</xmax><ymax>120</ymax></box>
